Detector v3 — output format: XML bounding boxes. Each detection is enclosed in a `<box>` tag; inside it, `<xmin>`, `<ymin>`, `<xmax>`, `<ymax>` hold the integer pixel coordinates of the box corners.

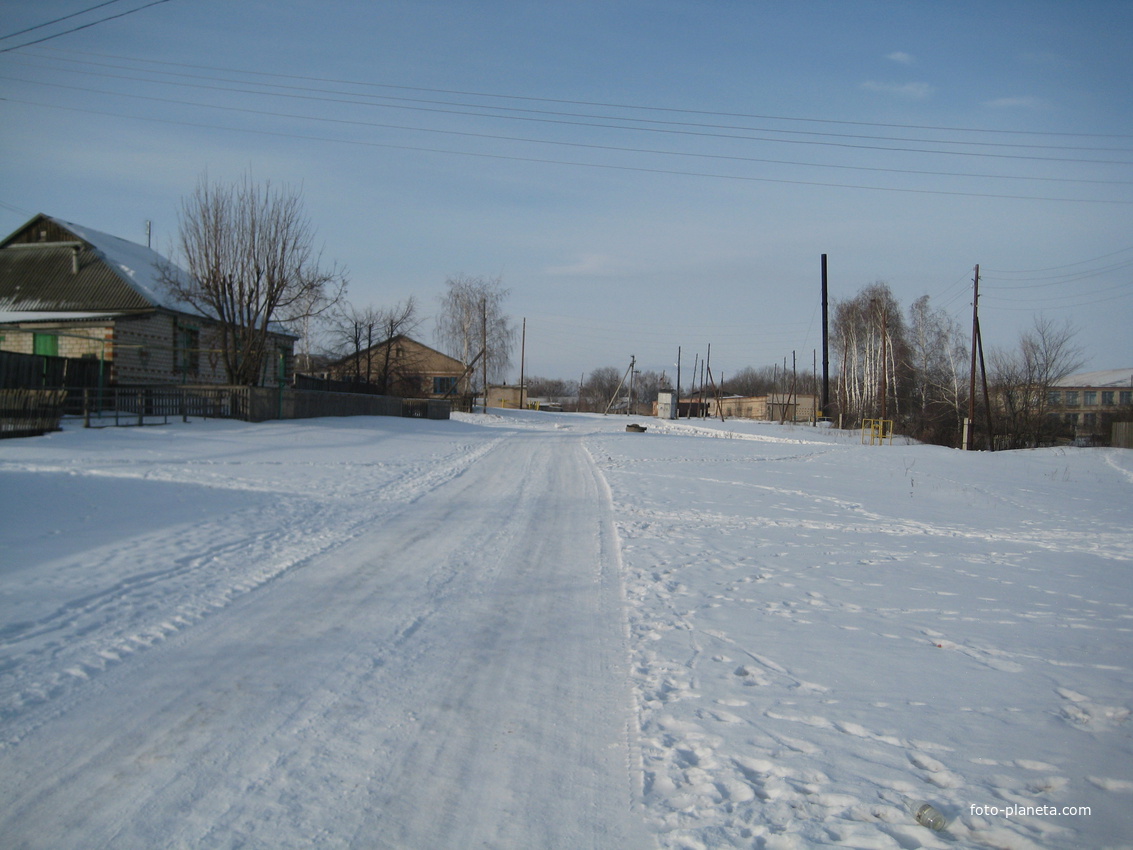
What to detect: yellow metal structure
<box><xmin>861</xmin><ymin>418</ymin><xmax>894</xmax><ymax>445</ymax></box>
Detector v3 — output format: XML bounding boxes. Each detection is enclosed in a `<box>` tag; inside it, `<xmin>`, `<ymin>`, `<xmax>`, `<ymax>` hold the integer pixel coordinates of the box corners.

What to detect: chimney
<box><xmin>71</xmin><ymin>245</ymin><xmax>80</xmax><ymax>275</ymax></box>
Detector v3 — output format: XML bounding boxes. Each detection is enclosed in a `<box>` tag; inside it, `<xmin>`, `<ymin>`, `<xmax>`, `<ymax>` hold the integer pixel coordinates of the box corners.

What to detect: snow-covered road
<box><xmin>2</xmin><ymin>411</ymin><xmax>1131</xmax><ymax>848</ymax></box>
<box><xmin>0</xmin><ymin>421</ymin><xmax>652</xmax><ymax>849</ymax></box>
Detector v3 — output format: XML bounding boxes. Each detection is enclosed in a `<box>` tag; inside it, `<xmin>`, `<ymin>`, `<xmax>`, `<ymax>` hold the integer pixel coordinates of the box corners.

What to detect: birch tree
<box><xmin>832</xmin><ymin>282</ymin><xmax>908</xmax><ymax>424</ymax></box>
<box><xmin>434</xmin><ymin>275</ymin><xmax>513</xmax><ymax>390</ymax></box>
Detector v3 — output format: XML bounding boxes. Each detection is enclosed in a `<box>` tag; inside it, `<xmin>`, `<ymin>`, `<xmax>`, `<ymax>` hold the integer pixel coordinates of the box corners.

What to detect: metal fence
<box><xmin>0</xmin><ymin>350</ymin><xmax>101</xmax><ymax>390</ymax></box>
<box><xmin>0</xmin><ymin>388</ymin><xmax>69</xmax><ymax>438</ymax></box>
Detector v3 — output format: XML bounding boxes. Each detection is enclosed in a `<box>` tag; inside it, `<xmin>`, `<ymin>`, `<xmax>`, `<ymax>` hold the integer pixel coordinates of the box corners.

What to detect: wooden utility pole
<box><xmin>519</xmin><ymin>316</ymin><xmax>526</xmax><ymax>409</ymax></box>
<box><xmin>977</xmin><ymin>314</ymin><xmax>995</xmax><ymax>451</ymax></box>
<box><xmin>676</xmin><ymin>345</ymin><xmax>682</xmax><ymax>419</ymax></box>
<box><xmin>967</xmin><ymin>264</ymin><xmax>980</xmax><ymax>449</ymax></box>
<box><xmin>821</xmin><ymin>253</ymin><xmax>830</xmax><ymax>418</ymax></box>
<box><xmin>603</xmin><ymin>356</ymin><xmax>636</xmax><ymax>415</ymax></box>
<box><xmin>704</xmin><ymin>344</ymin><xmax>711</xmax><ymax>419</ymax></box>
<box><xmin>481</xmin><ymin>297</ymin><xmax>488</xmax><ymax>412</ymax></box>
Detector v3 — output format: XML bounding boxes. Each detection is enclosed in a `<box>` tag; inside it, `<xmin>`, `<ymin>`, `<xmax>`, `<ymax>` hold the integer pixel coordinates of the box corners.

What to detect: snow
<box><xmin>1</xmin><ymin>411</ymin><xmax>1130</xmax><ymax>848</ymax></box>
<box><xmin>1054</xmin><ymin>369</ymin><xmax>1133</xmax><ymax>389</ymax></box>
<box><xmin>50</xmin><ymin>215</ymin><xmax>195</xmax><ymax>312</ymax></box>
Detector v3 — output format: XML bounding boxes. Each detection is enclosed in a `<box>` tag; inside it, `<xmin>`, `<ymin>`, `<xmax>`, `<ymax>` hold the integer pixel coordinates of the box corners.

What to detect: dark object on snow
<box><xmin>626</xmin><ymin>423</ymin><xmax>647</xmax><ymax>433</ymax></box>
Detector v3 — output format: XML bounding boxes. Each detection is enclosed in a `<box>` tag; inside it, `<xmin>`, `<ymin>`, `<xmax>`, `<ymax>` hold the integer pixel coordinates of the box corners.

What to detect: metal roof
<box><xmin>1054</xmin><ymin>369</ymin><xmax>1133</xmax><ymax>388</ymax></box>
<box><xmin>0</xmin><ymin>214</ymin><xmax>197</xmax><ymax>315</ymax></box>
<box><xmin>0</xmin><ymin>243</ymin><xmax>153</xmax><ymax>312</ymax></box>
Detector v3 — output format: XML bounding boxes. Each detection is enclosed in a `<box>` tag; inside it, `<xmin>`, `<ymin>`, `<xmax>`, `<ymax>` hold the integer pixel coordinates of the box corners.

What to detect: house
<box><xmin>0</xmin><ymin>214</ymin><xmax>296</xmax><ymax>387</ymax></box>
<box><xmin>667</xmin><ymin>393</ymin><xmax>819</xmax><ymax>422</ymax></box>
<box><xmin>1048</xmin><ymin>369</ymin><xmax>1133</xmax><ymax>441</ymax></box>
<box><xmin>324</xmin><ymin>334</ymin><xmax>469</xmax><ymax>399</ymax></box>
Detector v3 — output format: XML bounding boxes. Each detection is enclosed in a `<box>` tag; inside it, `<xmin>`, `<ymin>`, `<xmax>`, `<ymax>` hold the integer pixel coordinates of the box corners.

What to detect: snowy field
<box><xmin>0</xmin><ymin>410</ymin><xmax>1130</xmax><ymax>849</ymax></box>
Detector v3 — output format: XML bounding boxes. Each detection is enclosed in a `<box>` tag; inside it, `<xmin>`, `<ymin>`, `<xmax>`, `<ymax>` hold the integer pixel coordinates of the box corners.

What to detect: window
<box><xmin>176</xmin><ymin>326</ymin><xmax>199</xmax><ymax>375</ymax></box>
<box><xmin>1048</xmin><ymin>390</ymin><xmax>1062</xmax><ymax>406</ymax></box>
<box><xmin>1122</xmin><ymin>391</ymin><xmax>1133</xmax><ymax>405</ymax></box>
<box><xmin>1102</xmin><ymin>391</ymin><xmax>1115</xmax><ymax>406</ymax></box>
<box><xmin>33</xmin><ymin>333</ymin><xmax>58</xmax><ymax>357</ymax></box>
<box><xmin>1083</xmin><ymin>391</ymin><xmax>1097</xmax><ymax>406</ymax></box>
<box><xmin>1083</xmin><ymin>413</ymin><xmax>1097</xmax><ymax>428</ymax></box>
<box><xmin>433</xmin><ymin>376</ymin><xmax>458</xmax><ymax>395</ymax></box>
<box><xmin>1064</xmin><ymin>391</ymin><xmax>1079</xmax><ymax>407</ymax></box>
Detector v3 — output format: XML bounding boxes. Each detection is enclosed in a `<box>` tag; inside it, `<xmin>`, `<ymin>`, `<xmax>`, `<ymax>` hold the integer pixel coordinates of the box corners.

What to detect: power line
<box><xmin>0</xmin><ymin>0</ymin><xmax>129</xmax><ymax>41</ymax></box>
<box><xmin>22</xmin><ymin>45</ymin><xmax>1133</xmax><ymax>142</ymax></box>
<box><xmin>981</xmin><ymin>246</ymin><xmax>1133</xmax><ymax>275</ymax></box>
<box><xmin>9</xmin><ymin>94</ymin><xmax>1130</xmax><ymax>205</ymax></box>
<box><xmin>8</xmin><ymin>54</ymin><xmax>1132</xmax><ymax>161</ymax></box>
<box><xmin>0</xmin><ymin>1</ymin><xmax>174</xmax><ymax>54</ymax></box>
<box><xmin>8</xmin><ymin>95</ymin><xmax>1129</xmax><ymax>206</ymax></box>
<box><xmin>6</xmin><ymin>73</ymin><xmax>1127</xmax><ymax>189</ymax></box>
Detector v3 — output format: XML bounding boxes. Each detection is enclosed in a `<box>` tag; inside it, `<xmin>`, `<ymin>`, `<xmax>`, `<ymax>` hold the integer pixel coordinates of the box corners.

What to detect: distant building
<box><xmin>1049</xmin><ymin>369</ymin><xmax>1133</xmax><ymax>442</ymax></box>
<box><xmin>658</xmin><ymin>393</ymin><xmax>819</xmax><ymax>422</ymax></box>
<box><xmin>486</xmin><ymin>384</ymin><xmax>526</xmax><ymax>409</ymax></box>
<box><xmin>0</xmin><ymin>213</ymin><xmax>295</xmax><ymax>387</ymax></box>
<box><xmin>324</xmin><ymin>334</ymin><xmax>469</xmax><ymax>399</ymax></box>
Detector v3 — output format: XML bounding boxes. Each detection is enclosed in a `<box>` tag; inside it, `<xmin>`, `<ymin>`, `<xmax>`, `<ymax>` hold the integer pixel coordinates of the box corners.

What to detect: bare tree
<box><xmin>162</xmin><ymin>172</ymin><xmax>347</xmax><ymax>386</ymax></box>
<box><xmin>434</xmin><ymin>275</ymin><xmax>513</xmax><ymax>391</ymax></box>
<box><xmin>722</xmin><ymin>365</ymin><xmax>779</xmax><ymax>397</ymax></box>
<box><xmin>581</xmin><ymin>366</ymin><xmax>622</xmax><ymax>412</ymax></box>
<box><xmin>906</xmin><ymin>295</ymin><xmax>968</xmax><ymax>445</ymax></box>
<box><xmin>990</xmin><ymin>316</ymin><xmax>1084</xmax><ymax>448</ymax></box>
<box><xmin>325</xmin><ymin>297</ymin><xmax>421</xmax><ymax>393</ymax></box>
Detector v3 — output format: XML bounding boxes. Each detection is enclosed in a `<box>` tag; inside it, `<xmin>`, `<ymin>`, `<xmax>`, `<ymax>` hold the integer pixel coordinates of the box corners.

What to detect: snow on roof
<box><xmin>0</xmin><ymin>310</ymin><xmax>128</xmax><ymax>324</ymax></box>
<box><xmin>1054</xmin><ymin>369</ymin><xmax>1133</xmax><ymax>388</ymax></box>
<box><xmin>47</xmin><ymin>216</ymin><xmax>197</xmax><ymax>314</ymax></box>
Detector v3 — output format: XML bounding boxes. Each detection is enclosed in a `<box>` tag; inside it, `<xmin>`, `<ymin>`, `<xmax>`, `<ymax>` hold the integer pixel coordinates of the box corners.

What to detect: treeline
<box><xmin>829</xmin><ymin>281</ymin><xmax>1093</xmax><ymax>448</ymax></box>
<box><xmin>529</xmin><ymin>280</ymin><xmax>1105</xmax><ymax>449</ymax></box>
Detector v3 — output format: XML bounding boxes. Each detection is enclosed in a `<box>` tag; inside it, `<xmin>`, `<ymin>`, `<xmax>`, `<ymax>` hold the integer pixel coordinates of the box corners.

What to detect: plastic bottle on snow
<box><xmin>910</xmin><ymin>800</ymin><xmax>948</xmax><ymax>831</ymax></box>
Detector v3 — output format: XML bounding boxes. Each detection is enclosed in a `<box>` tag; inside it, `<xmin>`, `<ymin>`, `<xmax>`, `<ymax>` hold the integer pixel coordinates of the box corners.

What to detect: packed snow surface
<box><xmin>0</xmin><ymin>410</ymin><xmax>1130</xmax><ymax>849</ymax></box>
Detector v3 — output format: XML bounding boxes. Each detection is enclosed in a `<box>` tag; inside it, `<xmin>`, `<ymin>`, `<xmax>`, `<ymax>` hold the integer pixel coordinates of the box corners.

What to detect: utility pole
<box><xmin>519</xmin><ymin>316</ymin><xmax>526</xmax><ymax>409</ymax></box>
<box><xmin>821</xmin><ymin>254</ymin><xmax>829</xmax><ymax>418</ymax></box>
<box><xmin>704</xmin><ymin>344</ymin><xmax>711</xmax><ymax>419</ymax></box>
<box><xmin>676</xmin><ymin>345</ymin><xmax>682</xmax><ymax>419</ymax></box>
<box><xmin>481</xmin><ymin>297</ymin><xmax>488</xmax><ymax>412</ymax></box>
<box><xmin>879</xmin><ymin>304</ymin><xmax>888</xmax><ymax>422</ymax></box>
<box><xmin>628</xmin><ymin>355</ymin><xmax>636</xmax><ymax>415</ymax></box>
<box><xmin>966</xmin><ymin>264</ymin><xmax>980</xmax><ymax>449</ymax></box>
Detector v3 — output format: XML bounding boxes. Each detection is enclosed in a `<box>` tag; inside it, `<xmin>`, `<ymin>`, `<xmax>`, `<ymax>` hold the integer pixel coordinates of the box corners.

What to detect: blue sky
<box><xmin>2</xmin><ymin>0</ymin><xmax>1130</xmax><ymax>383</ymax></box>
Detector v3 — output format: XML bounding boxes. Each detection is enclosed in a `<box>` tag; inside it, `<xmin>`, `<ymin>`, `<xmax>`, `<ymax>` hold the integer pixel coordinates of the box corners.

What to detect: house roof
<box><xmin>1054</xmin><ymin>369</ymin><xmax>1133</xmax><ymax>388</ymax></box>
<box><xmin>0</xmin><ymin>213</ymin><xmax>196</xmax><ymax>316</ymax></box>
<box><xmin>329</xmin><ymin>334</ymin><xmax>467</xmax><ymax>370</ymax></box>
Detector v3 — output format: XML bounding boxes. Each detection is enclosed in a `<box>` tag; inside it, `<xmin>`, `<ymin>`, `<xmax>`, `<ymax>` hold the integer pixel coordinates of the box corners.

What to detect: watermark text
<box><xmin>970</xmin><ymin>804</ymin><xmax>1090</xmax><ymax>819</ymax></box>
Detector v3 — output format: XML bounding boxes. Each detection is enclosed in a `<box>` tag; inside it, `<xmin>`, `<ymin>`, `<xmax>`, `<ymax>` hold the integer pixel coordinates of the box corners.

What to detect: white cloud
<box><xmin>860</xmin><ymin>80</ymin><xmax>934</xmax><ymax>99</ymax></box>
<box><xmin>887</xmin><ymin>51</ymin><xmax>914</xmax><ymax>65</ymax></box>
<box><xmin>984</xmin><ymin>96</ymin><xmax>1048</xmax><ymax>110</ymax></box>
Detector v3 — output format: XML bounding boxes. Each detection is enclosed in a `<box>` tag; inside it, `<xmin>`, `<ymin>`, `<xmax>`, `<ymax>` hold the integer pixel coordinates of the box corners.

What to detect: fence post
<box><xmin>84</xmin><ymin>388</ymin><xmax>91</xmax><ymax>428</ymax></box>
